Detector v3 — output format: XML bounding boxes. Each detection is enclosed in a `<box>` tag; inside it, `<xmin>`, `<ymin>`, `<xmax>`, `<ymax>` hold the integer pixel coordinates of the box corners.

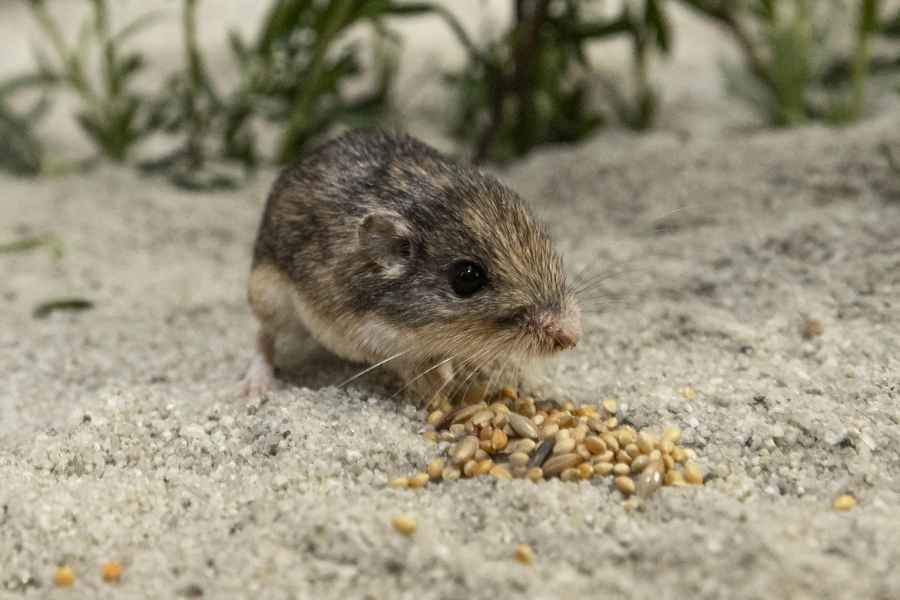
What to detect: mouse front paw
<box><xmin>240</xmin><ymin>353</ymin><xmax>277</xmax><ymax>399</ymax></box>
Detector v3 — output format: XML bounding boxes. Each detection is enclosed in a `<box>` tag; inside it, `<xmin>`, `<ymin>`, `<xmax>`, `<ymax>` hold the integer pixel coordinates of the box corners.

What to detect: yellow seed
<box><xmin>678</xmin><ymin>386</ymin><xmax>697</xmax><ymax>401</ymax></box>
<box><xmin>630</xmin><ymin>455</ymin><xmax>650</xmax><ymax>474</ymax></box>
<box><xmin>490</xmin><ymin>401</ymin><xmax>511</xmax><ymax>413</ymax></box>
<box><xmin>442</xmin><ymin>465</ymin><xmax>461</xmax><ymax>481</ymax></box>
<box><xmin>648</xmin><ymin>449</ymin><xmax>662</xmax><ymax>462</ymax></box>
<box><xmin>594</xmin><ymin>462</ymin><xmax>614</xmax><ymax>477</ymax></box>
<box><xmin>663</xmin><ymin>454</ymin><xmax>675</xmax><ymax>471</ymax></box>
<box><xmin>587</xmin><ymin>417</ymin><xmax>606</xmax><ymax>433</ymax></box>
<box><xmin>572</xmin><ymin>424</ymin><xmax>589</xmax><ymax>443</ymax></box>
<box><xmin>637</xmin><ymin>432</ymin><xmax>656</xmax><ymax>454</ymax></box>
<box><xmin>508</xmin><ymin>439</ymin><xmax>536</xmax><ymax>454</ymax></box>
<box><xmin>562</xmin><ymin>400</ymin><xmax>576</xmax><ymax>412</ymax></box>
<box><xmin>471</xmin><ymin>409</ymin><xmax>495</xmax><ymax>428</ymax></box>
<box><xmin>613</xmin><ymin>463</ymin><xmax>631</xmax><ymax>476</ymax></box>
<box><xmin>601</xmin><ymin>433</ymin><xmax>620</xmax><ymax>452</ymax></box>
<box><xmin>662</xmin><ymin>425</ymin><xmax>682</xmax><ymax>444</ymax></box>
<box><xmin>833</xmin><ymin>495</ymin><xmax>856</xmax><ymax>511</ymax></box>
<box><xmin>101</xmin><ymin>561</ymin><xmax>123</xmax><ymax>583</ymax></box>
<box><xmin>479</xmin><ymin>425</ymin><xmax>494</xmax><ymax>441</ymax></box>
<box><xmin>492</xmin><ymin>429</ymin><xmax>508</xmax><ymax>452</ymax></box>
<box><xmin>684</xmin><ymin>463</ymin><xmax>704</xmax><ymax>485</ymax></box>
<box><xmin>452</xmin><ymin>436</ymin><xmax>479</xmax><ymax>465</ymax></box>
<box><xmin>526</xmin><ymin>467</ymin><xmax>543</xmax><ymax>482</ymax></box>
<box><xmin>490</xmin><ymin>465</ymin><xmax>513</xmax><ymax>480</ymax></box>
<box><xmin>541</xmin><ymin>423</ymin><xmax>559</xmax><ymax>439</ymax></box>
<box><xmin>658</xmin><ymin>439</ymin><xmax>674</xmax><ymax>455</ymax></box>
<box><xmin>389</xmin><ymin>476</ymin><xmax>409</xmax><ymax>489</ymax></box>
<box><xmin>595</xmin><ymin>450</ymin><xmax>615</xmax><ymax>463</ymax></box>
<box><xmin>615</xmin><ymin>450</ymin><xmax>632</xmax><ymax>465</ymax></box>
<box><xmin>464</xmin><ymin>384</ymin><xmax>488</xmax><ymax>405</ymax></box>
<box><xmin>474</xmin><ymin>448</ymin><xmax>489</xmax><ymax>462</ymax></box>
<box><xmin>575</xmin><ymin>444</ymin><xmax>592</xmax><ymax>460</ymax></box>
<box><xmin>54</xmin><ymin>566</ymin><xmax>76</xmax><ymax>587</ymax></box>
<box><xmin>427</xmin><ymin>410</ymin><xmax>444</xmax><ymax>427</ymax></box>
<box><xmin>560</xmin><ymin>467</ymin><xmax>580</xmax><ymax>482</ymax></box>
<box><xmin>510</xmin><ymin>452</ymin><xmax>530</xmax><ymax>467</ymax></box>
<box><xmin>617</xmin><ymin>429</ymin><xmax>636</xmax><ymax>445</ymax></box>
<box><xmin>615</xmin><ymin>476</ymin><xmax>636</xmax><ymax>496</ymax></box>
<box><xmin>391</xmin><ymin>515</ymin><xmax>417</xmax><ymax>536</ymax></box>
<box><xmin>479</xmin><ymin>439</ymin><xmax>494</xmax><ymax>453</ymax></box>
<box><xmin>664</xmin><ymin>470</ymin><xmax>685</xmax><ymax>486</ymax></box>
<box><xmin>474</xmin><ymin>458</ymin><xmax>494</xmax><ymax>476</ymax></box>
<box><xmin>501</xmin><ymin>387</ymin><xmax>518</xmax><ymax>401</ymax></box>
<box><xmin>422</xmin><ymin>431</ymin><xmax>438</xmax><ymax>443</ymax></box>
<box><xmin>802</xmin><ymin>318</ymin><xmax>825</xmax><ymax>339</ymax></box>
<box><xmin>671</xmin><ymin>447</ymin><xmax>688</xmax><ymax>463</ymax></box>
<box><xmin>625</xmin><ymin>443</ymin><xmax>641</xmax><ymax>459</ymax></box>
<box><xmin>602</xmin><ymin>399</ymin><xmax>618</xmax><ymax>415</ymax></box>
<box><xmin>514</xmin><ymin>544</ymin><xmax>535</xmax><ymax>565</ymax></box>
<box><xmin>463</xmin><ymin>460</ymin><xmax>477</xmax><ymax>478</ymax></box>
<box><xmin>578</xmin><ymin>463</ymin><xmax>594</xmax><ymax>480</ymax></box>
<box><xmin>605</xmin><ymin>417</ymin><xmax>619</xmax><ymax>429</ymax></box>
<box><xmin>584</xmin><ymin>436</ymin><xmax>606</xmax><ymax>454</ymax></box>
<box><xmin>553</xmin><ymin>438</ymin><xmax>576</xmax><ymax>455</ymax></box>
<box><xmin>427</xmin><ymin>459</ymin><xmax>445</xmax><ymax>481</ymax></box>
<box><xmin>542</xmin><ymin>453</ymin><xmax>584</xmax><ymax>477</ymax></box>
<box><xmin>408</xmin><ymin>472</ymin><xmax>430</xmax><ymax>489</ymax></box>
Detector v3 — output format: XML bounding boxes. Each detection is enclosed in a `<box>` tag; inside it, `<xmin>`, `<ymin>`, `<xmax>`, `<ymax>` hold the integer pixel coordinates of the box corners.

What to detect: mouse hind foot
<box><xmin>240</xmin><ymin>329</ymin><xmax>277</xmax><ymax>398</ymax></box>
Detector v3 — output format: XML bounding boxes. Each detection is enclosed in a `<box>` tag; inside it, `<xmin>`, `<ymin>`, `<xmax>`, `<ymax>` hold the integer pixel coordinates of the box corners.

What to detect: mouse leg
<box><xmin>240</xmin><ymin>329</ymin><xmax>277</xmax><ymax>398</ymax></box>
<box><xmin>393</xmin><ymin>356</ymin><xmax>455</xmax><ymax>408</ymax></box>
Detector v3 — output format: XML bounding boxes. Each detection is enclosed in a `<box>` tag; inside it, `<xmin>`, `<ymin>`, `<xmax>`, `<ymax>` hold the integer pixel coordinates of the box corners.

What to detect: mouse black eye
<box><xmin>449</xmin><ymin>260</ymin><xmax>487</xmax><ymax>297</ymax></box>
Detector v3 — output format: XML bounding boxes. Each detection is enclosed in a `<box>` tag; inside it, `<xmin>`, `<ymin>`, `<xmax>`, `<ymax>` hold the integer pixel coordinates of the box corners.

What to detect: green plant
<box><xmin>0</xmin><ymin>78</ymin><xmax>48</xmax><ymax>176</ymax></box>
<box><xmin>21</xmin><ymin>0</ymin><xmax>160</xmax><ymax>161</ymax></box>
<box><xmin>679</xmin><ymin>0</ymin><xmax>891</xmax><ymax>126</ymax></box>
<box><xmin>442</xmin><ymin>0</ymin><xmax>672</xmax><ymax>163</ymax></box>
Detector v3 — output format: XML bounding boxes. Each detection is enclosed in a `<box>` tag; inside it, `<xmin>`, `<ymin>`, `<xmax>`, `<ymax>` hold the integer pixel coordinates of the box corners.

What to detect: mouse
<box><xmin>241</xmin><ymin>128</ymin><xmax>581</xmax><ymax>405</ymax></box>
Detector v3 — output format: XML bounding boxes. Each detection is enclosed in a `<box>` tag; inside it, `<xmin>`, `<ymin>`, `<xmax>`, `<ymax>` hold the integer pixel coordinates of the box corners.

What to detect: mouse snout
<box><xmin>527</xmin><ymin>303</ymin><xmax>581</xmax><ymax>353</ymax></box>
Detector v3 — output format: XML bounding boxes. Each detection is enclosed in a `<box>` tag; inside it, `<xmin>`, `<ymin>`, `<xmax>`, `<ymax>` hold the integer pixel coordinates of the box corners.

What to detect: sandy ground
<box><xmin>3</xmin><ymin>2</ymin><xmax>900</xmax><ymax>599</ymax></box>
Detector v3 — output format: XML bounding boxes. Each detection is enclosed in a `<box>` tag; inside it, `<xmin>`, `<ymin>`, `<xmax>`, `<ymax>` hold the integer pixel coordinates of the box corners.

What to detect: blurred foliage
<box><xmin>0</xmin><ymin>0</ymin><xmax>898</xmax><ymax>184</ymax></box>
<box><xmin>679</xmin><ymin>0</ymin><xmax>898</xmax><ymax>126</ymax></box>
<box><xmin>444</xmin><ymin>0</ymin><xmax>673</xmax><ymax>163</ymax></box>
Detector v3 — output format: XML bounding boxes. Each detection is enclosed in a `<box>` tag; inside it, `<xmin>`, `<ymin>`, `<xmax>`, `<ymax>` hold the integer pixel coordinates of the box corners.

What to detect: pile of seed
<box><xmin>390</xmin><ymin>388</ymin><xmax>703</xmax><ymax>498</ymax></box>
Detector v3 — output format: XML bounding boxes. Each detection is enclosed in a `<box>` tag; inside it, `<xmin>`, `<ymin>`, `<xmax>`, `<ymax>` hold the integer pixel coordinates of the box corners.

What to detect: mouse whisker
<box><xmin>337</xmin><ymin>350</ymin><xmax>411</xmax><ymax>389</ymax></box>
<box><xmin>389</xmin><ymin>353</ymin><xmax>460</xmax><ymax>402</ymax></box>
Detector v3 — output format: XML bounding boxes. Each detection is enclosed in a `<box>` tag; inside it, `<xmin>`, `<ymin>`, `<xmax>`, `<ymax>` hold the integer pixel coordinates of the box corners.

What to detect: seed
<box><xmin>501</xmin><ymin>387</ymin><xmax>518</xmax><ymax>401</ymax></box>
<box><xmin>491</xmin><ymin>401</ymin><xmax>511</xmax><ymax>413</ymax></box>
<box><xmin>479</xmin><ymin>439</ymin><xmax>493</xmax><ymax>453</ymax></box>
<box><xmin>578</xmin><ymin>463</ymin><xmax>594</xmax><ymax>480</ymax></box>
<box><xmin>602</xmin><ymin>399</ymin><xmax>618</xmax><ymax>415</ymax></box>
<box><xmin>672</xmin><ymin>447</ymin><xmax>688</xmax><ymax>463</ymax></box>
<box><xmin>514</xmin><ymin>544</ymin><xmax>535</xmax><ymax>565</ymax></box>
<box><xmin>464</xmin><ymin>384</ymin><xmax>488</xmax><ymax>405</ymax></box>
<box><xmin>427</xmin><ymin>458</ymin><xmax>445</xmax><ymax>481</ymax></box>
<box><xmin>637</xmin><ymin>432</ymin><xmax>656</xmax><ymax>454</ymax></box>
<box><xmin>649</xmin><ymin>449</ymin><xmax>662</xmax><ymax>462</ymax></box>
<box><xmin>636</xmin><ymin>461</ymin><xmax>664</xmax><ymax>499</ymax></box>
<box><xmin>833</xmin><ymin>495</ymin><xmax>856</xmax><ymax>511</ymax></box>
<box><xmin>422</xmin><ymin>431</ymin><xmax>438</xmax><ymax>443</ymax></box>
<box><xmin>541</xmin><ymin>423</ymin><xmax>559</xmax><ymax>439</ymax></box>
<box><xmin>389</xmin><ymin>476</ymin><xmax>409</xmax><ymax>489</ymax></box>
<box><xmin>471</xmin><ymin>409</ymin><xmax>494</xmax><ymax>427</ymax></box>
<box><xmin>452</xmin><ymin>402</ymin><xmax>488</xmax><ymax>425</ymax></box>
<box><xmin>479</xmin><ymin>425</ymin><xmax>494</xmax><ymax>441</ymax></box>
<box><xmin>575</xmin><ymin>444</ymin><xmax>592</xmax><ymax>460</ymax></box>
<box><xmin>492</xmin><ymin>429</ymin><xmax>508</xmax><ymax>452</ymax></box>
<box><xmin>492</xmin><ymin>411</ymin><xmax>508</xmax><ymax>429</ymax></box>
<box><xmin>508</xmin><ymin>413</ymin><xmax>539</xmax><ymax>439</ymax></box>
<box><xmin>474</xmin><ymin>448</ymin><xmax>489</xmax><ymax>462</ymax></box>
<box><xmin>510</xmin><ymin>452</ymin><xmax>530</xmax><ymax>467</ymax></box>
<box><xmin>556</xmin><ymin>428</ymin><xmax>572</xmax><ymax>441</ymax></box>
<box><xmin>606</xmin><ymin>417</ymin><xmax>619</xmax><ymax>429</ymax></box>
<box><xmin>515</xmin><ymin>397</ymin><xmax>537</xmax><ymax>417</ymax></box>
<box><xmin>625</xmin><ymin>443</ymin><xmax>641</xmax><ymax>459</ymax></box>
<box><xmin>615</xmin><ymin>450</ymin><xmax>632</xmax><ymax>465</ymax></box>
<box><xmin>409</xmin><ymin>472</ymin><xmax>430</xmax><ymax>489</ymax></box>
<box><xmin>663</xmin><ymin>454</ymin><xmax>675</xmax><ymax>470</ymax></box>
<box><xmin>491</xmin><ymin>465</ymin><xmax>513</xmax><ymax>480</ymax></box>
<box><xmin>557</xmin><ymin>413</ymin><xmax>576</xmax><ymax>428</ymax></box>
<box><xmin>630</xmin><ymin>455</ymin><xmax>650</xmax><ymax>473</ymax></box>
<box><xmin>452</xmin><ymin>436</ymin><xmax>479</xmax><ymax>465</ymax></box>
<box><xmin>594</xmin><ymin>462</ymin><xmax>614</xmax><ymax>476</ymax></box>
<box><xmin>508</xmin><ymin>438</ymin><xmax>537</xmax><ymax>454</ymax></box>
<box><xmin>613</xmin><ymin>463</ymin><xmax>630</xmax><ymax>476</ymax></box>
<box><xmin>802</xmin><ymin>318</ymin><xmax>824</xmax><ymax>339</ymax></box>
<box><xmin>559</xmin><ymin>467</ymin><xmax>579</xmax><ymax>482</ymax></box>
<box><xmin>427</xmin><ymin>410</ymin><xmax>444</xmax><ymax>427</ymax></box>
<box><xmin>615</xmin><ymin>476</ymin><xmax>636</xmax><ymax>496</ymax></box>
<box><xmin>474</xmin><ymin>459</ymin><xmax>494</xmax><ymax>476</ymax></box>
<box><xmin>528</xmin><ymin>439</ymin><xmax>555</xmax><ymax>469</ymax></box>
<box><xmin>553</xmin><ymin>438</ymin><xmax>576</xmax><ymax>455</ymax></box>
<box><xmin>584</xmin><ymin>435</ymin><xmax>606</xmax><ymax>454</ymax></box>
<box><xmin>664</xmin><ymin>470</ymin><xmax>685</xmax><ymax>486</ymax></box>
<box><xmin>542</xmin><ymin>453</ymin><xmax>583</xmax><ymax>477</ymax></box>
<box><xmin>601</xmin><ymin>433</ymin><xmax>620</xmax><ymax>452</ymax></box>
<box><xmin>662</xmin><ymin>425</ymin><xmax>682</xmax><ymax>444</ymax></box>
<box><xmin>463</xmin><ymin>460</ymin><xmax>477</xmax><ymax>478</ymax></box>
<box><xmin>572</xmin><ymin>424</ymin><xmax>589</xmax><ymax>443</ymax></box>
<box><xmin>588</xmin><ymin>417</ymin><xmax>606</xmax><ymax>433</ymax></box>
<box><xmin>54</xmin><ymin>566</ymin><xmax>76</xmax><ymax>587</ymax></box>
<box><xmin>678</xmin><ymin>386</ymin><xmax>697</xmax><ymax>401</ymax></box>
<box><xmin>595</xmin><ymin>450</ymin><xmax>614</xmax><ymax>463</ymax></box>
<box><xmin>101</xmin><ymin>561</ymin><xmax>123</xmax><ymax>583</ymax></box>
<box><xmin>659</xmin><ymin>439</ymin><xmax>674</xmax><ymax>455</ymax></box>
<box><xmin>532</xmin><ymin>414</ymin><xmax>545</xmax><ymax>426</ymax></box>
<box><xmin>526</xmin><ymin>467</ymin><xmax>543</xmax><ymax>482</ymax></box>
<box><xmin>391</xmin><ymin>515</ymin><xmax>417</xmax><ymax>536</ymax></box>
<box><xmin>448</xmin><ymin>423</ymin><xmax>466</xmax><ymax>438</ymax></box>
<box><xmin>618</xmin><ymin>429</ymin><xmax>636</xmax><ymax>445</ymax></box>
<box><xmin>684</xmin><ymin>463</ymin><xmax>704</xmax><ymax>485</ymax></box>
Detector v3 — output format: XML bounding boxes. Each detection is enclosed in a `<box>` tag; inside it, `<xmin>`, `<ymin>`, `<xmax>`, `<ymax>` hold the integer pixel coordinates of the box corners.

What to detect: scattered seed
<box><xmin>560</xmin><ymin>468</ymin><xmax>580</xmax><ymax>482</ymax></box>
<box><xmin>474</xmin><ymin>458</ymin><xmax>495</xmax><ymax>476</ymax></box>
<box><xmin>541</xmin><ymin>423</ymin><xmax>559</xmax><ymax>439</ymax></box>
<box><xmin>664</xmin><ymin>470</ymin><xmax>685</xmax><ymax>486</ymax></box>
<box><xmin>602</xmin><ymin>399</ymin><xmax>618</xmax><ymax>415</ymax></box>
<box><xmin>452</xmin><ymin>436</ymin><xmax>479</xmax><ymax>465</ymax></box>
<box><xmin>612</xmin><ymin>463</ymin><xmax>630</xmax><ymax>476</ymax></box>
<box><xmin>526</xmin><ymin>467</ymin><xmax>543</xmax><ymax>482</ymax></box>
<box><xmin>391</xmin><ymin>515</ymin><xmax>417</xmax><ymax>536</ymax></box>
<box><xmin>684</xmin><ymin>463</ymin><xmax>704</xmax><ymax>485</ymax></box>
<box><xmin>584</xmin><ymin>436</ymin><xmax>606</xmax><ymax>455</ymax></box>
<box><xmin>508</xmin><ymin>413</ymin><xmax>539</xmax><ymax>439</ymax></box>
<box><xmin>422</xmin><ymin>431</ymin><xmax>438</xmax><ymax>443</ymax></box>
<box><xmin>409</xmin><ymin>472</ymin><xmax>430</xmax><ymax>489</ymax></box>
<box><xmin>630</xmin><ymin>455</ymin><xmax>650</xmax><ymax>474</ymax></box>
<box><xmin>492</xmin><ymin>429</ymin><xmax>508</xmax><ymax>452</ymax></box>
<box><xmin>678</xmin><ymin>386</ymin><xmax>697</xmax><ymax>401</ymax></box>
<box><xmin>801</xmin><ymin>318</ymin><xmax>824</xmax><ymax>339</ymax></box>
<box><xmin>636</xmin><ymin>461</ymin><xmax>664</xmax><ymax>499</ymax></box>
<box><xmin>101</xmin><ymin>562</ymin><xmax>123</xmax><ymax>583</ymax></box>
<box><xmin>577</xmin><ymin>463</ymin><xmax>594</xmax><ymax>480</ymax></box>
<box><xmin>528</xmin><ymin>439</ymin><xmax>555</xmax><ymax>469</ymax></box>
<box><xmin>508</xmin><ymin>438</ymin><xmax>537</xmax><ymax>454</ymax></box>
<box><xmin>471</xmin><ymin>409</ymin><xmax>494</xmax><ymax>427</ymax></box>
<box><xmin>491</xmin><ymin>465</ymin><xmax>513</xmax><ymax>480</ymax></box>
<box><xmin>452</xmin><ymin>402</ymin><xmax>488</xmax><ymax>425</ymax></box>
<box><xmin>54</xmin><ymin>566</ymin><xmax>75</xmax><ymax>587</ymax></box>
<box><xmin>575</xmin><ymin>444</ymin><xmax>592</xmax><ymax>460</ymax></box>
<box><xmin>463</xmin><ymin>460</ymin><xmax>477</xmax><ymax>478</ymax></box>
<box><xmin>553</xmin><ymin>438</ymin><xmax>576</xmax><ymax>455</ymax></box>
<box><xmin>514</xmin><ymin>544</ymin><xmax>535</xmax><ymax>565</ymax></box>
<box><xmin>833</xmin><ymin>495</ymin><xmax>856</xmax><ymax>511</ymax></box>
<box><xmin>443</xmin><ymin>465</ymin><xmax>461</xmax><ymax>481</ymax></box>
<box><xmin>510</xmin><ymin>452</ymin><xmax>530</xmax><ymax>467</ymax></box>
<box><xmin>479</xmin><ymin>439</ymin><xmax>493</xmax><ymax>453</ymax></box>
<box><xmin>427</xmin><ymin>410</ymin><xmax>444</xmax><ymax>427</ymax></box>
<box><xmin>427</xmin><ymin>459</ymin><xmax>445</xmax><ymax>481</ymax></box>
<box><xmin>625</xmin><ymin>443</ymin><xmax>641</xmax><ymax>459</ymax></box>
<box><xmin>389</xmin><ymin>476</ymin><xmax>409</xmax><ymax>489</ymax></box>
<box><xmin>594</xmin><ymin>462</ymin><xmax>614</xmax><ymax>476</ymax></box>
<box><xmin>672</xmin><ymin>447</ymin><xmax>688</xmax><ymax>463</ymax></box>
<box><xmin>662</xmin><ymin>425</ymin><xmax>682</xmax><ymax>444</ymax></box>
<box><xmin>501</xmin><ymin>387</ymin><xmax>518</xmax><ymax>401</ymax></box>
<box><xmin>606</xmin><ymin>417</ymin><xmax>619</xmax><ymax>429</ymax></box>
<box><xmin>615</xmin><ymin>476</ymin><xmax>636</xmax><ymax>496</ymax></box>
<box><xmin>637</xmin><ymin>432</ymin><xmax>656</xmax><ymax>454</ymax></box>
<box><xmin>615</xmin><ymin>450</ymin><xmax>632</xmax><ymax>465</ymax></box>
<box><xmin>542</xmin><ymin>453</ymin><xmax>583</xmax><ymax>477</ymax></box>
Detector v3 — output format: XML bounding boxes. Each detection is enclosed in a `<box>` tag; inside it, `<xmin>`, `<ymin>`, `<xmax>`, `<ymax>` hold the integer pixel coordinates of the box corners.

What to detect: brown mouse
<box><xmin>242</xmin><ymin>129</ymin><xmax>581</xmax><ymax>404</ymax></box>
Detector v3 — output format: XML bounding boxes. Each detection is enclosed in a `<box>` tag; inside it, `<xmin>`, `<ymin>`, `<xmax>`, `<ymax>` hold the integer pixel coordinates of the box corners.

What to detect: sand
<box><xmin>2</xmin><ymin>2</ymin><xmax>900</xmax><ymax>599</ymax></box>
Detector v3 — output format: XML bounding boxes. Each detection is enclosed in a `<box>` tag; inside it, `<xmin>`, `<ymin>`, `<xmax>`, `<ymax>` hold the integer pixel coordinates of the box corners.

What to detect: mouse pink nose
<box><xmin>547</xmin><ymin>326</ymin><xmax>578</xmax><ymax>350</ymax></box>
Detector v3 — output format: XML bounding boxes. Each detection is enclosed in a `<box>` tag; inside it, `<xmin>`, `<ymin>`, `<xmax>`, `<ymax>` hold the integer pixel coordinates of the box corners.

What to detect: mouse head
<box><xmin>356</xmin><ymin>173</ymin><xmax>581</xmax><ymax>362</ymax></box>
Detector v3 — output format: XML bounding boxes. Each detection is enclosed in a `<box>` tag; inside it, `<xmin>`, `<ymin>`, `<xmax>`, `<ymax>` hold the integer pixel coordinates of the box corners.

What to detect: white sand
<box><xmin>2</xmin><ymin>3</ymin><xmax>900</xmax><ymax>598</ymax></box>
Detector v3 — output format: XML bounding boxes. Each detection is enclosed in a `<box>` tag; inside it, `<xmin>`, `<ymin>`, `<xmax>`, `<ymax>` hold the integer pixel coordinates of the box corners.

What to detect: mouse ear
<box><xmin>358</xmin><ymin>211</ymin><xmax>412</xmax><ymax>269</ymax></box>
